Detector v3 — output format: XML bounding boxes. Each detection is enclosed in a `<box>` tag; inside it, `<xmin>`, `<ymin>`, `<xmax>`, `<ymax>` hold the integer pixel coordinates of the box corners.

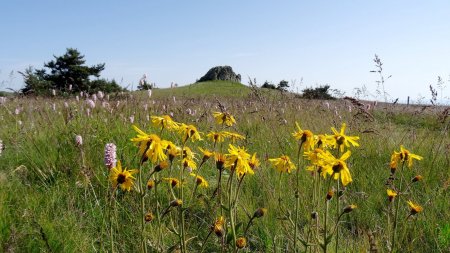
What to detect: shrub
<box><xmin>301</xmin><ymin>85</ymin><xmax>335</xmax><ymax>100</ymax></box>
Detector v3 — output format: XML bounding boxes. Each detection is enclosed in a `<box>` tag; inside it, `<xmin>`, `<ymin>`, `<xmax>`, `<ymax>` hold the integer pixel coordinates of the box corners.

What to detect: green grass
<box><xmin>0</xmin><ymin>81</ymin><xmax>449</xmax><ymax>252</ymax></box>
<box><xmin>149</xmin><ymin>81</ymin><xmax>251</xmax><ymax>98</ymax></box>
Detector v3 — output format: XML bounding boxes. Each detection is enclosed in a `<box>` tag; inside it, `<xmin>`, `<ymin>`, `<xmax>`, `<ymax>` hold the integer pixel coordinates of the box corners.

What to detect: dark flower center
<box><xmin>301</xmin><ymin>134</ymin><xmax>307</xmax><ymax>142</ymax></box>
<box><xmin>332</xmin><ymin>163</ymin><xmax>344</xmax><ymax>173</ymax></box>
<box><xmin>117</xmin><ymin>173</ymin><xmax>126</xmax><ymax>184</ymax></box>
<box><xmin>400</xmin><ymin>152</ymin><xmax>408</xmax><ymax>161</ymax></box>
<box><xmin>216</xmin><ymin>160</ymin><xmax>224</xmax><ymax>171</ymax></box>
<box><xmin>336</xmin><ymin>136</ymin><xmax>345</xmax><ymax>146</ymax></box>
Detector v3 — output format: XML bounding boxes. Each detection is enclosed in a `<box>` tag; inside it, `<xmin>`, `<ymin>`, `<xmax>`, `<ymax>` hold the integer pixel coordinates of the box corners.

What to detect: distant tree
<box><xmin>277</xmin><ymin>80</ymin><xmax>289</xmax><ymax>91</ymax></box>
<box><xmin>89</xmin><ymin>79</ymin><xmax>123</xmax><ymax>93</ymax></box>
<box><xmin>137</xmin><ymin>74</ymin><xmax>152</xmax><ymax>90</ymax></box>
<box><xmin>301</xmin><ymin>85</ymin><xmax>335</xmax><ymax>100</ymax></box>
<box><xmin>20</xmin><ymin>48</ymin><xmax>123</xmax><ymax>95</ymax></box>
<box><xmin>261</xmin><ymin>81</ymin><xmax>276</xmax><ymax>89</ymax></box>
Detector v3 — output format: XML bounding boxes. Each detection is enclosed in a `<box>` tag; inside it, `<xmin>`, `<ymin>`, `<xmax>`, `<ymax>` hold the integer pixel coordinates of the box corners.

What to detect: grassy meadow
<box><xmin>0</xmin><ymin>81</ymin><xmax>449</xmax><ymax>252</ymax></box>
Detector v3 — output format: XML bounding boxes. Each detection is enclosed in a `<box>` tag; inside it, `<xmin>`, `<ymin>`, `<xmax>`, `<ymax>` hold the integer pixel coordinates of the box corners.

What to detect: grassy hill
<box><xmin>0</xmin><ymin>81</ymin><xmax>449</xmax><ymax>252</ymax></box>
<box><xmin>153</xmin><ymin>81</ymin><xmax>252</xmax><ymax>98</ymax></box>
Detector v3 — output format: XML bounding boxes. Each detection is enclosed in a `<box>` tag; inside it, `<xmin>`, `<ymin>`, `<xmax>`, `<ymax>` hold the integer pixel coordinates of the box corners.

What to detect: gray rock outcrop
<box><xmin>198</xmin><ymin>66</ymin><xmax>241</xmax><ymax>83</ymax></box>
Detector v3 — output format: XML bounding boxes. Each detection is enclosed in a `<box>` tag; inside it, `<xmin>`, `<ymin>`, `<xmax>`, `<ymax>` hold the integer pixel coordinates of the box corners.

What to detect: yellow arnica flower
<box><xmin>248</xmin><ymin>153</ymin><xmax>260</xmax><ymax>170</ymax></box>
<box><xmin>222</xmin><ymin>131</ymin><xmax>245</xmax><ymax>142</ymax></box>
<box><xmin>407</xmin><ymin>200</ymin><xmax>423</xmax><ymax>215</ymax></box>
<box><xmin>131</xmin><ymin>125</ymin><xmax>167</xmax><ymax>163</ymax></box>
<box><xmin>387</xmin><ymin>189</ymin><xmax>397</xmax><ymax>202</ymax></box>
<box><xmin>304</xmin><ymin>148</ymin><xmax>325</xmax><ymax>166</ymax></box>
<box><xmin>182</xmin><ymin>158</ymin><xmax>197</xmax><ymax>170</ymax></box>
<box><xmin>292</xmin><ymin>122</ymin><xmax>314</xmax><ymax>151</ymax></box>
<box><xmin>215</xmin><ymin>153</ymin><xmax>226</xmax><ymax>171</ymax></box>
<box><xmin>320</xmin><ymin>150</ymin><xmax>353</xmax><ymax>186</ymax></box>
<box><xmin>206</xmin><ymin>131</ymin><xmax>245</xmax><ymax>144</ymax></box>
<box><xmin>225</xmin><ymin>144</ymin><xmax>254</xmax><ymax>178</ymax></box>
<box><xmin>190</xmin><ymin>173</ymin><xmax>209</xmax><ymax>188</ymax></box>
<box><xmin>198</xmin><ymin>147</ymin><xmax>214</xmax><ymax>162</ymax></box>
<box><xmin>163</xmin><ymin>177</ymin><xmax>181</xmax><ymax>188</ymax></box>
<box><xmin>151</xmin><ymin>115</ymin><xmax>179</xmax><ymax>131</ymax></box>
<box><xmin>178</xmin><ymin>123</ymin><xmax>202</xmax><ymax>143</ymax></box>
<box><xmin>109</xmin><ymin>161</ymin><xmax>138</xmax><ymax>191</ymax></box>
<box><xmin>207</xmin><ymin>131</ymin><xmax>226</xmax><ymax>143</ymax></box>
<box><xmin>392</xmin><ymin>145</ymin><xmax>423</xmax><ymax>168</ymax></box>
<box><xmin>165</xmin><ymin>141</ymin><xmax>180</xmax><ymax>161</ymax></box>
<box><xmin>331</xmin><ymin>123</ymin><xmax>360</xmax><ymax>152</ymax></box>
<box><xmin>315</xmin><ymin>134</ymin><xmax>334</xmax><ymax>149</ymax></box>
<box><xmin>269</xmin><ymin>155</ymin><xmax>296</xmax><ymax>173</ymax></box>
<box><xmin>182</xmin><ymin>146</ymin><xmax>196</xmax><ymax>160</ymax></box>
<box><xmin>213</xmin><ymin>111</ymin><xmax>236</xmax><ymax>126</ymax></box>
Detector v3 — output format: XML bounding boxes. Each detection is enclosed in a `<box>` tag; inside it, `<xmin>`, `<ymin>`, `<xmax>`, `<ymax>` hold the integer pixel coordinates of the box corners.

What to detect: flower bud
<box><xmin>253</xmin><ymin>208</ymin><xmax>267</xmax><ymax>218</ymax></box>
<box><xmin>145</xmin><ymin>211</ymin><xmax>154</xmax><ymax>222</ymax></box>
<box><xmin>236</xmin><ymin>237</ymin><xmax>247</xmax><ymax>249</ymax></box>
<box><xmin>147</xmin><ymin>179</ymin><xmax>155</xmax><ymax>190</ymax></box>
<box><xmin>170</xmin><ymin>199</ymin><xmax>183</xmax><ymax>207</ymax></box>
<box><xmin>343</xmin><ymin>204</ymin><xmax>357</xmax><ymax>214</ymax></box>
<box><xmin>213</xmin><ymin>216</ymin><xmax>225</xmax><ymax>237</ymax></box>
<box><xmin>154</xmin><ymin>160</ymin><xmax>169</xmax><ymax>172</ymax></box>
<box><xmin>412</xmin><ymin>175</ymin><xmax>423</xmax><ymax>183</ymax></box>
<box><xmin>326</xmin><ymin>190</ymin><xmax>334</xmax><ymax>201</ymax></box>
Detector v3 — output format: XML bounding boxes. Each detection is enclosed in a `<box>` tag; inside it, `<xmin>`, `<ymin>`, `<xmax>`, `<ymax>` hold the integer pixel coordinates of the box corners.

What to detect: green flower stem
<box><xmin>323</xmin><ymin>176</ymin><xmax>333</xmax><ymax>253</ymax></box>
<box><xmin>154</xmin><ymin>174</ymin><xmax>163</xmax><ymax>251</ymax></box>
<box><xmin>228</xmin><ymin>165</ymin><xmax>237</xmax><ymax>253</ymax></box>
<box><xmin>391</xmin><ymin>162</ymin><xmax>405</xmax><ymax>252</ymax></box>
<box><xmin>278</xmin><ymin>172</ymin><xmax>282</xmax><ymax>204</ymax></box>
<box><xmin>244</xmin><ymin>216</ymin><xmax>255</xmax><ymax>236</ymax></box>
<box><xmin>233</xmin><ymin>175</ymin><xmax>245</xmax><ymax>215</ymax></box>
<box><xmin>323</xmin><ymin>200</ymin><xmax>329</xmax><ymax>253</ymax></box>
<box><xmin>199</xmin><ymin>230</ymin><xmax>213</xmax><ymax>253</ymax></box>
<box><xmin>335</xmin><ymin>178</ymin><xmax>340</xmax><ymax>253</ymax></box>
<box><xmin>217</xmin><ymin>169</ymin><xmax>224</xmax><ymax>216</ymax></box>
<box><xmin>138</xmin><ymin>166</ymin><xmax>148</xmax><ymax>253</ymax></box>
<box><xmin>294</xmin><ymin>142</ymin><xmax>303</xmax><ymax>253</ymax></box>
<box><xmin>109</xmin><ymin>186</ymin><xmax>117</xmax><ymax>253</ymax></box>
<box><xmin>179</xmin><ymin>143</ymin><xmax>187</xmax><ymax>253</ymax></box>
<box><xmin>188</xmin><ymin>161</ymin><xmax>205</xmax><ymax>206</ymax></box>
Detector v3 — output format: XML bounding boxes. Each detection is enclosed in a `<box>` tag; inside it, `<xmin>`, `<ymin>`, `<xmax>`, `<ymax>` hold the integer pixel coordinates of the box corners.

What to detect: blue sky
<box><xmin>1</xmin><ymin>1</ymin><xmax>450</xmax><ymax>103</ymax></box>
